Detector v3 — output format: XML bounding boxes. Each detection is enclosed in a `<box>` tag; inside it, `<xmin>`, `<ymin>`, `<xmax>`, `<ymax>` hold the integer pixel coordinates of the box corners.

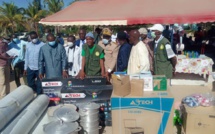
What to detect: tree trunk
<box><xmin>34</xmin><ymin>22</ymin><xmax>39</xmax><ymax>34</ymax></box>
<box><xmin>11</xmin><ymin>23</ymin><xmax>15</xmax><ymax>34</ymax></box>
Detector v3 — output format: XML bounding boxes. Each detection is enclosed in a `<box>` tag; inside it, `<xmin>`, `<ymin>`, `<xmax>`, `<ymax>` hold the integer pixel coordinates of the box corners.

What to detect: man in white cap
<box><xmin>148</xmin><ymin>24</ymin><xmax>177</xmax><ymax>78</ymax></box>
<box><xmin>139</xmin><ymin>28</ymin><xmax>154</xmax><ymax>74</ymax></box>
<box><xmin>77</xmin><ymin>32</ymin><xmax>106</xmax><ymax>79</ymax></box>
<box><xmin>139</xmin><ymin>28</ymin><xmax>150</xmax><ymax>44</ymax></box>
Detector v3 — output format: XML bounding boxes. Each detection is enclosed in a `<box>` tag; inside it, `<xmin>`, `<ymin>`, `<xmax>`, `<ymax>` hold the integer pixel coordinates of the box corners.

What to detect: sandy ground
<box><xmin>9</xmin><ymin>75</ymin><xmax>25</xmax><ymax>92</ymax></box>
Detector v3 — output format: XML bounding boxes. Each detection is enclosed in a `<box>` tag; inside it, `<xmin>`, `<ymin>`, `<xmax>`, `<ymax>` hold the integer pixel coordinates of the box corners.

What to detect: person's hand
<box><xmin>101</xmin><ymin>71</ymin><xmax>106</xmax><ymax>78</ymax></box>
<box><xmin>151</xmin><ymin>71</ymin><xmax>154</xmax><ymax>75</ymax></box>
<box><xmin>79</xmin><ymin>70</ymin><xmax>86</xmax><ymax>80</ymax></box>
<box><xmin>23</xmin><ymin>70</ymin><xmax>27</xmax><ymax>76</ymax></box>
<box><xmin>172</xmin><ymin>72</ymin><xmax>176</xmax><ymax>77</ymax></box>
<box><xmin>105</xmin><ymin>72</ymin><xmax>110</xmax><ymax>82</ymax></box>
<box><xmin>75</xmin><ymin>71</ymin><xmax>80</xmax><ymax>79</ymax></box>
<box><xmin>39</xmin><ymin>74</ymin><xmax>44</xmax><ymax>80</ymax></box>
<box><xmin>173</xmin><ymin>68</ymin><xmax>176</xmax><ymax>77</ymax></box>
<box><xmin>62</xmin><ymin>70</ymin><xmax>68</xmax><ymax>79</ymax></box>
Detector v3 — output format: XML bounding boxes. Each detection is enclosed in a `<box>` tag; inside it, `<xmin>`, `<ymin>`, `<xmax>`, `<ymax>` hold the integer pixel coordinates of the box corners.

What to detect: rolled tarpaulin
<box><xmin>0</xmin><ymin>85</ymin><xmax>34</xmax><ymax>131</ymax></box>
<box><xmin>1</xmin><ymin>95</ymin><xmax>49</xmax><ymax>134</ymax></box>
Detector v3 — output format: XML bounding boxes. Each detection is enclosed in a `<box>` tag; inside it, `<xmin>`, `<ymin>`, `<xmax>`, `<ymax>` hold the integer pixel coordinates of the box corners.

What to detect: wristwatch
<box><xmin>63</xmin><ymin>69</ymin><xmax>67</xmax><ymax>72</ymax></box>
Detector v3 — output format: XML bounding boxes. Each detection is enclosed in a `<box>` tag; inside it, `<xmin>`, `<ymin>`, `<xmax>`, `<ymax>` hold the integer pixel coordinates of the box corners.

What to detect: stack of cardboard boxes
<box><xmin>111</xmin><ymin>73</ymin><xmax>174</xmax><ymax>134</ymax></box>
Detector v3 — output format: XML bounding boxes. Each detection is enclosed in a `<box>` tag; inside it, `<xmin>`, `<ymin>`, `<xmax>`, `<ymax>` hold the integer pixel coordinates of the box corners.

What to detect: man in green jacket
<box><xmin>149</xmin><ymin>24</ymin><xmax>177</xmax><ymax>78</ymax></box>
<box><xmin>77</xmin><ymin>32</ymin><xmax>106</xmax><ymax>79</ymax></box>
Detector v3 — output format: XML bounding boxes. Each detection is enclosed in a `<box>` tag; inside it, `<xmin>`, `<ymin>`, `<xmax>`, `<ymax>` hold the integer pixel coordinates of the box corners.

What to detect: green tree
<box><xmin>33</xmin><ymin>0</ymin><xmax>42</xmax><ymax>10</ymax></box>
<box><xmin>43</xmin><ymin>0</ymin><xmax>64</xmax><ymax>14</ymax></box>
<box><xmin>43</xmin><ymin>0</ymin><xmax>64</xmax><ymax>33</ymax></box>
<box><xmin>0</xmin><ymin>2</ymin><xmax>25</xmax><ymax>34</ymax></box>
<box><xmin>24</xmin><ymin>2</ymin><xmax>48</xmax><ymax>33</ymax></box>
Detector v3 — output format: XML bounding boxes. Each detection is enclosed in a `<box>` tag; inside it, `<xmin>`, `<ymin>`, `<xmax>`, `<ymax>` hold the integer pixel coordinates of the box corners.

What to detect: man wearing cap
<box><xmin>127</xmin><ymin>30</ymin><xmax>150</xmax><ymax>74</ymax></box>
<box><xmin>148</xmin><ymin>24</ymin><xmax>177</xmax><ymax>78</ymax></box>
<box><xmin>139</xmin><ymin>28</ymin><xmax>154</xmax><ymax>74</ymax></box>
<box><xmin>98</xmin><ymin>28</ymin><xmax>119</xmax><ymax>81</ymax></box>
<box><xmin>0</xmin><ymin>37</ymin><xmax>12</xmax><ymax>98</ymax></box>
<box><xmin>116</xmin><ymin>31</ymin><xmax>132</xmax><ymax>72</ymax></box>
<box><xmin>77</xmin><ymin>32</ymin><xmax>106</xmax><ymax>79</ymax></box>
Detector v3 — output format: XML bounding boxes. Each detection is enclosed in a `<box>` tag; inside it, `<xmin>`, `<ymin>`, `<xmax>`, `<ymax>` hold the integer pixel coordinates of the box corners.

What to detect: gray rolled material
<box><xmin>0</xmin><ymin>85</ymin><xmax>34</xmax><ymax>131</ymax></box>
<box><xmin>1</xmin><ymin>95</ymin><xmax>49</xmax><ymax>134</ymax></box>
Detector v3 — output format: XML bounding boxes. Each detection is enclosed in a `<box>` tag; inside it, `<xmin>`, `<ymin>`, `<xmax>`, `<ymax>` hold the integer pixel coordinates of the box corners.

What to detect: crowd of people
<box><xmin>0</xmin><ymin>24</ymin><xmax>178</xmax><ymax>99</ymax></box>
<box><xmin>170</xmin><ymin>24</ymin><xmax>215</xmax><ymax>54</ymax></box>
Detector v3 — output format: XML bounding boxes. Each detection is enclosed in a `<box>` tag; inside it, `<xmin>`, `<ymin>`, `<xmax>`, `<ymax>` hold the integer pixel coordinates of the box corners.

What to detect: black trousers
<box><xmin>14</xmin><ymin>61</ymin><xmax>27</xmax><ymax>87</ymax></box>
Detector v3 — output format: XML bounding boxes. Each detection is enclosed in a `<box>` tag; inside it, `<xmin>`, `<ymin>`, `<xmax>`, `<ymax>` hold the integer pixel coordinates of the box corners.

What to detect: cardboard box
<box><xmin>42</xmin><ymin>78</ymin><xmax>112</xmax><ymax>104</ymax></box>
<box><xmin>112</xmin><ymin>74</ymin><xmax>131</xmax><ymax>97</ymax></box>
<box><xmin>153</xmin><ymin>75</ymin><xmax>167</xmax><ymax>91</ymax></box>
<box><xmin>61</xmin><ymin>85</ymin><xmax>112</xmax><ymax>104</ymax></box>
<box><xmin>130</xmin><ymin>79</ymin><xmax>144</xmax><ymax>96</ymax></box>
<box><xmin>42</xmin><ymin>78</ymin><xmax>63</xmax><ymax>99</ymax></box>
<box><xmin>181</xmin><ymin>105</ymin><xmax>215</xmax><ymax>134</ymax></box>
<box><xmin>111</xmin><ymin>91</ymin><xmax>174</xmax><ymax>134</ymax></box>
<box><xmin>130</xmin><ymin>73</ymin><xmax>153</xmax><ymax>91</ymax></box>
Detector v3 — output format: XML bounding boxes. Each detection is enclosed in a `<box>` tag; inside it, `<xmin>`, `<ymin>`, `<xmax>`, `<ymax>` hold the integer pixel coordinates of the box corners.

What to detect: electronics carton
<box><xmin>153</xmin><ymin>75</ymin><xmax>167</xmax><ymax>91</ymax></box>
<box><xmin>111</xmin><ymin>91</ymin><xmax>174</xmax><ymax>134</ymax></box>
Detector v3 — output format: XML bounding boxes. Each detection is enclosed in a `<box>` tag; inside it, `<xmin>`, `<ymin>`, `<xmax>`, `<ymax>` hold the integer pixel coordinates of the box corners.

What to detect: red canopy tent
<box><xmin>39</xmin><ymin>0</ymin><xmax>215</xmax><ymax>26</ymax></box>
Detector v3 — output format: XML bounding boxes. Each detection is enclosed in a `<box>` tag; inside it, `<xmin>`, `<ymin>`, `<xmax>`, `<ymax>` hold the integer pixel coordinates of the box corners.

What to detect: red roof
<box><xmin>40</xmin><ymin>0</ymin><xmax>215</xmax><ymax>26</ymax></box>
